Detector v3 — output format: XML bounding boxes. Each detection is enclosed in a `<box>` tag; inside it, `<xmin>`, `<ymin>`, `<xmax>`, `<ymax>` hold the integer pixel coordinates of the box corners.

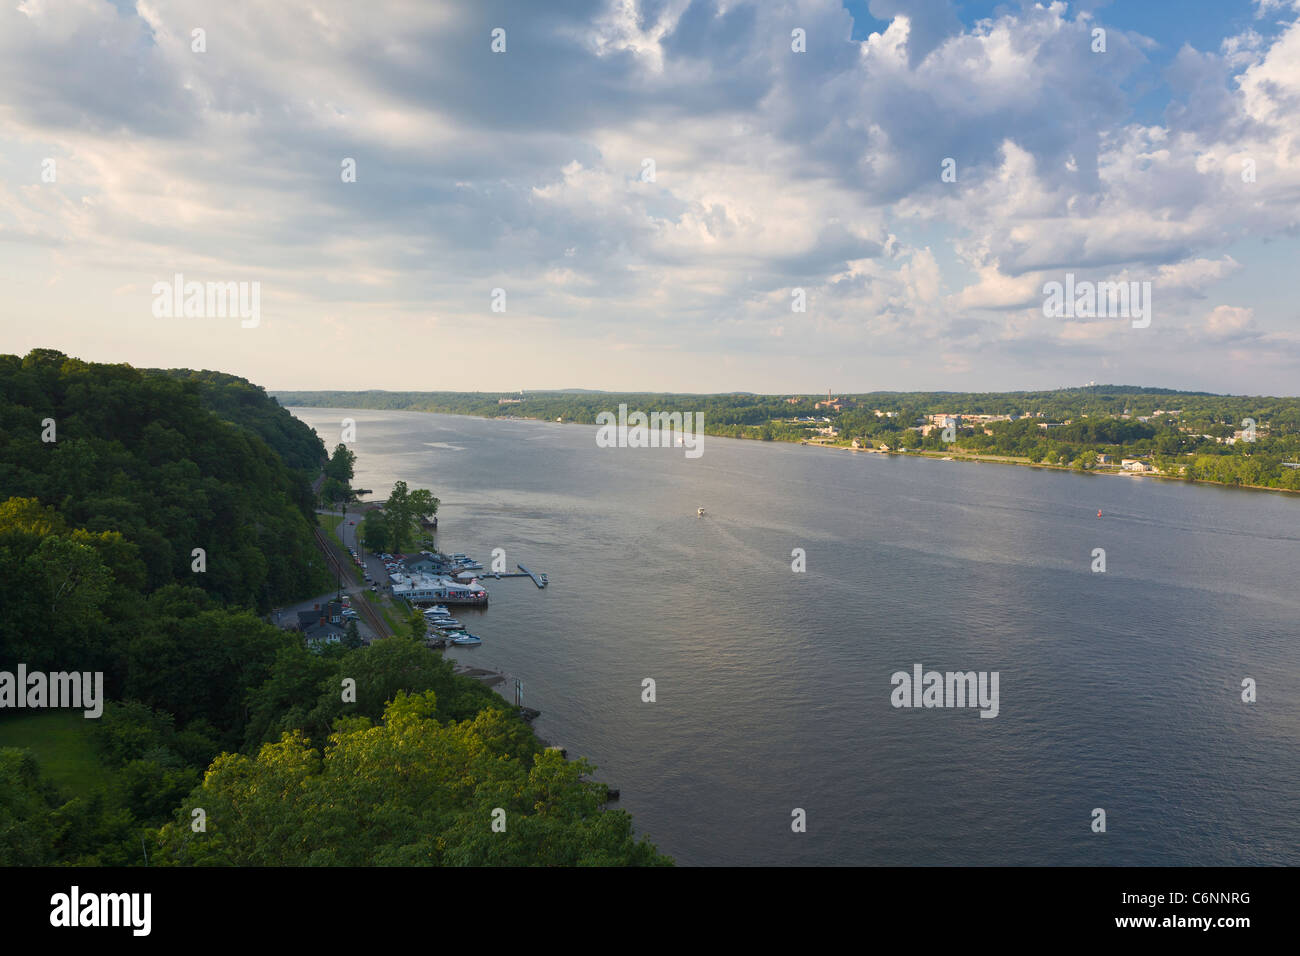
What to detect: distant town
<box><xmin>275</xmin><ymin>385</ymin><xmax>1300</xmax><ymax>493</ymax></box>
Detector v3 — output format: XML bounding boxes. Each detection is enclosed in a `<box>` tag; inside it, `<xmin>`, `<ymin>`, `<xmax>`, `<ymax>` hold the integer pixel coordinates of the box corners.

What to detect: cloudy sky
<box><xmin>3</xmin><ymin>0</ymin><xmax>1299</xmax><ymax>394</ymax></box>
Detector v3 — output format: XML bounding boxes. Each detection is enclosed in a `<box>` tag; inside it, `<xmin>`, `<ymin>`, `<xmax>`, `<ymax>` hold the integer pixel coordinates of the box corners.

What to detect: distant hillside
<box><xmin>272</xmin><ymin>385</ymin><xmax>1294</xmax><ymax>431</ymax></box>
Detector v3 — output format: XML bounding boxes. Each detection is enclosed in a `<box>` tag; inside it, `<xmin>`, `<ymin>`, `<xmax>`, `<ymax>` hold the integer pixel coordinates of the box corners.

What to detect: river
<box><xmin>288</xmin><ymin>407</ymin><xmax>1300</xmax><ymax>866</ymax></box>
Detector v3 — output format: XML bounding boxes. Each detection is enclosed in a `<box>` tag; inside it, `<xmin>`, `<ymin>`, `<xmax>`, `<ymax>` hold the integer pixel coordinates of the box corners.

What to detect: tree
<box><xmin>383</xmin><ymin>482</ymin><xmax>438</xmax><ymax>552</ymax></box>
<box><xmin>125</xmin><ymin>595</ymin><xmax>296</xmax><ymax>750</ymax></box>
<box><xmin>324</xmin><ymin>443</ymin><xmax>356</xmax><ymax>484</ymax></box>
<box><xmin>361</xmin><ymin>509</ymin><xmax>389</xmax><ymax>552</ymax></box>
<box><xmin>386</xmin><ymin>481</ymin><xmax>410</xmax><ymax>551</ymax></box>
<box><xmin>242</xmin><ymin>645</ymin><xmax>338</xmax><ymax>749</ymax></box>
<box><xmin>407</xmin><ymin>608</ymin><xmax>427</xmax><ymax>642</ymax></box>
<box><xmin>343</xmin><ymin>619</ymin><xmax>364</xmax><ymax>650</ymax></box>
<box><xmin>408</xmin><ymin>489</ymin><xmax>439</xmax><ymax>524</ymax></box>
<box><xmin>321</xmin><ymin>476</ymin><xmax>350</xmax><ymax>509</ymax></box>
<box><xmin>0</xmin><ymin>749</ymin><xmax>60</xmax><ymax>865</ymax></box>
<box><xmin>0</xmin><ymin>499</ymin><xmax>126</xmax><ymax>675</ymax></box>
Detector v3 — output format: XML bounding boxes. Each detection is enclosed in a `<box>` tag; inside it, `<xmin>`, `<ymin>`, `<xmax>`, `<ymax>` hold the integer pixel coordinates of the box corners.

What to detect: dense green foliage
<box><xmin>0</xmin><ymin>350</ymin><xmax>668</xmax><ymax>866</ymax></box>
<box><xmin>0</xmin><ymin>748</ymin><xmax>61</xmax><ymax>864</ymax></box>
<box><xmin>155</xmin><ymin>690</ymin><xmax>667</xmax><ymax>866</ymax></box>
<box><xmin>243</xmin><ymin>634</ymin><xmax>511</xmax><ymax>750</ymax></box>
<box><xmin>2</xmin><ymin>350</ymin><xmax>331</xmax><ymax>606</ymax></box>
<box><xmin>276</xmin><ymin>386</ymin><xmax>1300</xmax><ymax>491</ymax></box>
<box><xmin>152</xmin><ymin>368</ymin><xmax>328</xmax><ymax>474</ymax></box>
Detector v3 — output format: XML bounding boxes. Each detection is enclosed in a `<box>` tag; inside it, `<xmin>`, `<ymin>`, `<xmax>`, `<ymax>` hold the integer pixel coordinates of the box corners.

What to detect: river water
<box><xmin>288</xmin><ymin>407</ymin><xmax>1299</xmax><ymax>866</ymax></box>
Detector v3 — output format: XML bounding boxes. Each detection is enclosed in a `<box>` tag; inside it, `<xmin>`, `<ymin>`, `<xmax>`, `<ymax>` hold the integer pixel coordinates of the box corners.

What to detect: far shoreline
<box><xmin>792</xmin><ymin>440</ymin><xmax>1300</xmax><ymax>495</ymax></box>
<box><xmin>285</xmin><ymin>404</ymin><xmax>1300</xmax><ymax>499</ymax></box>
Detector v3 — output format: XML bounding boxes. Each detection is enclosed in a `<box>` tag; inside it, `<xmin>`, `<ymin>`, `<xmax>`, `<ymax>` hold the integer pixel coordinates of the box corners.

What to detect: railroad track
<box><xmin>312</xmin><ymin>526</ymin><xmax>391</xmax><ymax>640</ymax></box>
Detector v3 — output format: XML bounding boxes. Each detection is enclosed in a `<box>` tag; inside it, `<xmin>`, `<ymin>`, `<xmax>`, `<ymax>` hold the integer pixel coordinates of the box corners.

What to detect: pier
<box><xmin>516</xmin><ymin>563</ymin><xmax>549</xmax><ymax>588</ymax></box>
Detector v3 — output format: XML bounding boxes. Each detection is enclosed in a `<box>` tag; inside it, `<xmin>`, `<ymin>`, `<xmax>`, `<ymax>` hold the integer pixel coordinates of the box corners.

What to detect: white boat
<box><xmin>451</xmin><ymin>633</ymin><xmax>482</xmax><ymax>646</ymax></box>
<box><xmin>697</xmin><ymin>507</ymin><xmax>705</xmax><ymax>517</ymax></box>
<box><xmin>423</xmin><ymin>605</ymin><xmax>451</xmax><ymax>616</ymax></box>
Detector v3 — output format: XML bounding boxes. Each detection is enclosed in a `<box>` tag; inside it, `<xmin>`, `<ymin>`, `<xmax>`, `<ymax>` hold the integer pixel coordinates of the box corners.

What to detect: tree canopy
<box><xmin>154</xmin><ymin>691</ymin><xmax>669</xmax><ymax>866</ymax></box>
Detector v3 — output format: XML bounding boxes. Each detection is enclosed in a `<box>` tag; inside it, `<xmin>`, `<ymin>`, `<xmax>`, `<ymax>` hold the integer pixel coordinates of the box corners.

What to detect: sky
<box><xmin>2</xmin><ymin>0</ymin><xmax>1299</xmax><ymax>395</ymax></box>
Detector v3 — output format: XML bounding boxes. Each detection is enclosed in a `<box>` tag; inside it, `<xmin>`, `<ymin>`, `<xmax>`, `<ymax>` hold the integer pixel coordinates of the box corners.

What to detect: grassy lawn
<box><xmin>0</xmin><ymin>710</ymin><xmax>108</xmax><ymax>798</ymax></box>
<box><xmin>319</xmin><ymin>512</ymin><xmax>346</xmax><ymax>548</ymax></box>
<box><xmin>363</xmin><ymin>590</ymin><xmax>403</xmax><ymax>632</ymax></box>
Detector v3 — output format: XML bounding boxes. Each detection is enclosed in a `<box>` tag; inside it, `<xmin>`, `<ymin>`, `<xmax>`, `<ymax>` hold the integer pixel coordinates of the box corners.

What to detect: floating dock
<box><xmin>517</xmin><ymin>563</ymin><xmax>548</xmax><ymax>588</ymax></box>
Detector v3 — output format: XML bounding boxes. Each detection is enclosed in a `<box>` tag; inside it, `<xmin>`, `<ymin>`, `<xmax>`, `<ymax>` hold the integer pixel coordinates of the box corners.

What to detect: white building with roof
<box><xmin>392</xmin><ymin>572</ymin><xmax>488</xmax><ymax>605</ymax></box>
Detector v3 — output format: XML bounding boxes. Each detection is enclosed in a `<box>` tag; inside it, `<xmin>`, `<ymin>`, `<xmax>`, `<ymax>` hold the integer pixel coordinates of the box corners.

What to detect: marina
<box><xmin>381</xmin><ymin>547</ymin><xmax>553</xmax><ymax>656</ymax></box>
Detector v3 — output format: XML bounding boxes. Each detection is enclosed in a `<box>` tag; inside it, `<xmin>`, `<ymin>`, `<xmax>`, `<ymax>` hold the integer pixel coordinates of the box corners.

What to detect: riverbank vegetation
<box><xmin>1</xmin><ymin>350</ymin><xmax>668</xmax><ymax>866</ymax></box>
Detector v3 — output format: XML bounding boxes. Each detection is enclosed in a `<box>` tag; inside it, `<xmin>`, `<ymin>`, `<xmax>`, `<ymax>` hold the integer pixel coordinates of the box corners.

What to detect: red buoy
<box><xmin>1097</xmin><ymin>510</ymin><xmax>1103</xmax><ymax>517</ymax></box>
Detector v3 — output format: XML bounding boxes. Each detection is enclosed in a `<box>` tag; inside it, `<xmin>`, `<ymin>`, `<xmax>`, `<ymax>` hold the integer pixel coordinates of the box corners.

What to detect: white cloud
<box><xmin>1205</xmin><ymin>304</ymin><xmax>1255</xmax><ymax>335</ymax></box>
<box><xmin>1</xmin><ymin>0</ymin><xmax>1299</xmax><ymax>392</ymax></box>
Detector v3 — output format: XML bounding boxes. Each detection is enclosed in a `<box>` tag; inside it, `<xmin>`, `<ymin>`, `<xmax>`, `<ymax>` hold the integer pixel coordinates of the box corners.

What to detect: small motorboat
<box><xmin>697</xmin><ymin>507</ymin><xmax>705</xmax><ymax>517</ymax></box>
<box><xmin>451</xmin><ymin>633</ymin><xmax>482</xmax><ymax>646</ymax></box>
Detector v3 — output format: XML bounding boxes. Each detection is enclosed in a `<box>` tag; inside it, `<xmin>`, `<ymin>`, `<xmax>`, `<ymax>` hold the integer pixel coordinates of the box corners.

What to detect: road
<box><xmin>311</xmin><ymin>512</ymin><xmax>392</xmax><ymax>640</ymax></box>
<box><xmin>331</xmin><ymin>505</ymin><xmax>389</xmax><ymax>584</ymax></box>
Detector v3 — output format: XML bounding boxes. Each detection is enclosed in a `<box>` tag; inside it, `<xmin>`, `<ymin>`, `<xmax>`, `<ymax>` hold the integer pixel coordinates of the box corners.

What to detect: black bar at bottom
<box><xmin>0</xmin><ymin>866</ymin><xmax>1282</xmax><ymax>941</ymax></box>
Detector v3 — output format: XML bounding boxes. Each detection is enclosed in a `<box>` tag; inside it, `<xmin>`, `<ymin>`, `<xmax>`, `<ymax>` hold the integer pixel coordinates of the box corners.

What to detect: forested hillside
<box><xmin>152</xmin><ymin>368</ymin><xmax>327</xmax><ymax>474</ymax></box>
<box><xmin>0</xmin><ymin>350</ymin><xmax>668</xmax><ymax>866</ymax></box>
<box><xmin>1</xmin><ymin>350</ymin><xmax>327</xmax><ymax>606</ymax></box>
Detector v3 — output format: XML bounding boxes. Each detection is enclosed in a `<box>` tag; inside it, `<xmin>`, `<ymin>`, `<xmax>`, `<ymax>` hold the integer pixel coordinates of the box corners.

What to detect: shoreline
<box><xmin>793</xmin><ymin>440</ymin><xmax>1300</xmax><ymax>495</ymax></box>
<box><xmin>290</xmin><ymin>404</ymin><xmax>1300</xmax><ymax>499</ymax></box>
